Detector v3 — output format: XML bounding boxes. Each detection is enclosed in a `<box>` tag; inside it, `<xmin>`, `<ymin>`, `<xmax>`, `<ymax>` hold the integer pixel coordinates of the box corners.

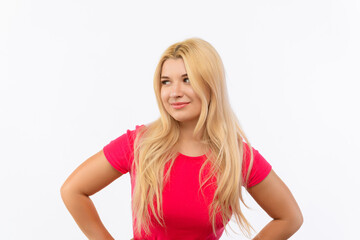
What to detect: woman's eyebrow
<box><xmin>161</xmin><ymin>73</ymin><xmax>188</xmax><ymax>79</ymax></box>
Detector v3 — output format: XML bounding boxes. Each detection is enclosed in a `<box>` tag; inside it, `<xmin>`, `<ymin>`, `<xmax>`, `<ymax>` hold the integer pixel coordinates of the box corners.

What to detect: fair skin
<box><xmin>248</xmin><ymin>170</ymin><xmax>303</xmax><ymax>239</ymax></box>
<box><xmin>160</xmin><ymin>58</ymin><xmax>210</xmax><ymax>156</ymax></box>
<box><xmin>61</xmin><ymin>150</ymin><xmax>121</xmax><ymax>240</ymax></box>
<box><xmin>61</xmin><ymin>57</ymin><xmax>302</xmax><ymax>239</ymax></box>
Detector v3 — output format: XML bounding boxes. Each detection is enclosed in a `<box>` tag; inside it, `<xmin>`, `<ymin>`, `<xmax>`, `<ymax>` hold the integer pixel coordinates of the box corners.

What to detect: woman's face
<box><xmin>160</xmin><ymin>58</ymin><xmax>208</xmax><ymax>125</ymax></box>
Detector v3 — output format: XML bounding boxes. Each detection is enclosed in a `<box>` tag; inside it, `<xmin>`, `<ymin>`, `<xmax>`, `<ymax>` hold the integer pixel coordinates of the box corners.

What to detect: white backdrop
<box><xmin>1</xmin><ymin>0</ymin><xmax>359</xmax><ymax>239</ymax></box>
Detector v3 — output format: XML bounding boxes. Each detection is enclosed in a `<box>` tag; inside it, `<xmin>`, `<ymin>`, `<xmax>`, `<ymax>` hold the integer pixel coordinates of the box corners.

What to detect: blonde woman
<box><xmin>61</xmin><ymin>38</ymin><xmax>303</xmax><ymax>240</ymax></box>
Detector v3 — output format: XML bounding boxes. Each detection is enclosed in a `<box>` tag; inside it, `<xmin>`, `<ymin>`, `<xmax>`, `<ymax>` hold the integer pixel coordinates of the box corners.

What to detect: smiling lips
<box><xmin>171</xmin><ymin>102</ymin><xmax>190</xmax><ymax>109</ymax></box>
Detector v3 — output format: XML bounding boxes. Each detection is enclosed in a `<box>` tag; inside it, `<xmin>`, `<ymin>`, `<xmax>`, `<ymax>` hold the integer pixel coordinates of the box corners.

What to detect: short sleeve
<box><xmin>242</xmin><ymin>143</ymin><xmax>272</xmax><ymax>188</ymax></box>
<box><xmin>103</xmin><ymin>125</ymin><xmax>144</xmax><ymax>174</ymax></box>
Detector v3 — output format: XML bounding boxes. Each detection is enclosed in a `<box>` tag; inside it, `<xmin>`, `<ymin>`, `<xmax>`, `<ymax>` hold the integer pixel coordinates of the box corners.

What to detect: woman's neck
<box><xmin>176</xmin><ymin>122</ymin><xmax>208</xmax><ymax>156</ymax></box>
<box><xmin>178</xmin><ymin>121</ymin><xmax>203</xmax><ymax>142</ymax></box>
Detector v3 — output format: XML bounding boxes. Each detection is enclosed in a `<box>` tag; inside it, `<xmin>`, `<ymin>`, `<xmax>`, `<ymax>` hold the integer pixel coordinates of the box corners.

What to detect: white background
<box><xmin>1</xmin><ymin>0</ymin><xmax>359</xmax><ymax>239</ymax></box>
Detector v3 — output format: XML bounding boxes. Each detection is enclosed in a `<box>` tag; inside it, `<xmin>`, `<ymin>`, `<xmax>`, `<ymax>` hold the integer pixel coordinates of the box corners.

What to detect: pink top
<box><xmin>103</xmin><ymin>125</ymin><xmax>272</xmax><ymax>240</ymax></box>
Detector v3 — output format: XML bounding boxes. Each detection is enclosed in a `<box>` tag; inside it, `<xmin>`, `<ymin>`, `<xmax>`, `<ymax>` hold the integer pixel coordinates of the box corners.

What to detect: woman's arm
<box><xmin>60</xmin><ymin>149</ymin><xmax>123</xmax><ymax>240</ymax></box>
<box><xmin>247</xmin><ymin>170</ymin><xmax>303</xmax><ymax>240</ymax></box>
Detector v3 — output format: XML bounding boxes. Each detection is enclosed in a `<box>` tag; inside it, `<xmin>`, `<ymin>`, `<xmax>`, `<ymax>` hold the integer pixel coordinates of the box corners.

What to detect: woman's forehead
<box><xmin>161</xmin><ymin>58</ymin><xmax>187</xmax><ymax>77</ymax></box>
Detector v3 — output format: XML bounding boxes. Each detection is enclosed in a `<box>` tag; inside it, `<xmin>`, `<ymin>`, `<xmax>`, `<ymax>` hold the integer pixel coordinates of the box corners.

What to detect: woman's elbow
<box><xmin>60</xmin><ymin>182</ymin><xmax>79</xmax><ymax>202</ymax></box>
<box><xmin>60</xmin><ymin>183</ymin><xmax>71</xmax><ymax>202</ymax></box>
<box><xmin>296</xmin><ymin>211</ymin><xmax>304</xmax><ymax>230</ymax></box>
<box><xmin>288</xmin><ymin>210</ymin><xmax>304</xmax><ymax>233</ymax></box>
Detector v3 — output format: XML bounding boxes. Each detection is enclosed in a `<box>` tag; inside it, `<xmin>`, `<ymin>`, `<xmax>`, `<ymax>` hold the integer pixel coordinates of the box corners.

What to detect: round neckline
<box><xmin>178</xmin><ymin>152</ymin><xmax>206</xmax><ymax>158</ymax></box>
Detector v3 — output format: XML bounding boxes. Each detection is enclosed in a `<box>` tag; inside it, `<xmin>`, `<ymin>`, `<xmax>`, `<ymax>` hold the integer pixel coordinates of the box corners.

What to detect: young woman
<box><xmin>61</xmin><ymin>38</ymin><xmax>303</xmax><ymax>240</ymax></box>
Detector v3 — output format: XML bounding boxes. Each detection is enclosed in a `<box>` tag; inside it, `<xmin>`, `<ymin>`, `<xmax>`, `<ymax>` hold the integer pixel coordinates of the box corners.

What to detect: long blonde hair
<box><xmin>131</xmin><ymin>38</ymin><xmax>254</xmax><ymax>238</ymax></box>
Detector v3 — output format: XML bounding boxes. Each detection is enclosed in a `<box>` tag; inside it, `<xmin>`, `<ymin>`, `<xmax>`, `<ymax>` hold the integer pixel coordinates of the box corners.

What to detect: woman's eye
<box><xmin>161</xmin><ymin>78</ymin><xmax>189</xmax><ymax>85</ymax></box>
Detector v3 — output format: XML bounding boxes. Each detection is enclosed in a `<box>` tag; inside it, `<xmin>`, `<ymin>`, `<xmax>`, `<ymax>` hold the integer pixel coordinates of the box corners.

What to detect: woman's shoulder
<box><xmin>125</xmin><ymin>124</ymin><xmax>147</xmax><ymax>140</ymax></box>
<box><xmin>127</xmin><ymin>122</ymin><xmax>153</xmax><ymax>142</ymax></box>
<box><xmin>126</xmin><ymin>123</ymin><xmax>148</xmax><ymax>134</ymax></box>
<box><xmin>134</xmin><ymin>122</ymin><xmax>152</xmax><ymax>131</ymax></box>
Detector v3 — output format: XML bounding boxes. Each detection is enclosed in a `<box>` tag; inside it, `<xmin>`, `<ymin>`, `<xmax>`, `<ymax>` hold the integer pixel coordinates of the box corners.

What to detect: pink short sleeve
<box><xmin>242</xmin><ymin>143</ymin><xmax>272</xmax><ymax>188</ymax></box>
<box><xmin>103</xmin><ymin>125</ymin><xmax>143</xmax><ymax>174</ymax></box>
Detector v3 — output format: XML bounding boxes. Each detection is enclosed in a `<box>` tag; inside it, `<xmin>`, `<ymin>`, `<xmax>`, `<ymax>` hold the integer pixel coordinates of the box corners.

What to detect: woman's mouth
<box><xmin>171</xmin><ymin>102</ymin><xmax>190</xmax><ymax>109</ymax></box>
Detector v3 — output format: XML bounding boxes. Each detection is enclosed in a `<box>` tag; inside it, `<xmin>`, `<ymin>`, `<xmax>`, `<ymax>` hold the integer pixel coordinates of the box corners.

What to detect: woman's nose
<box><xmin>170</xmin><ymin>81</ymin><xmax>184</xmax><ymax>98</ymax></box>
